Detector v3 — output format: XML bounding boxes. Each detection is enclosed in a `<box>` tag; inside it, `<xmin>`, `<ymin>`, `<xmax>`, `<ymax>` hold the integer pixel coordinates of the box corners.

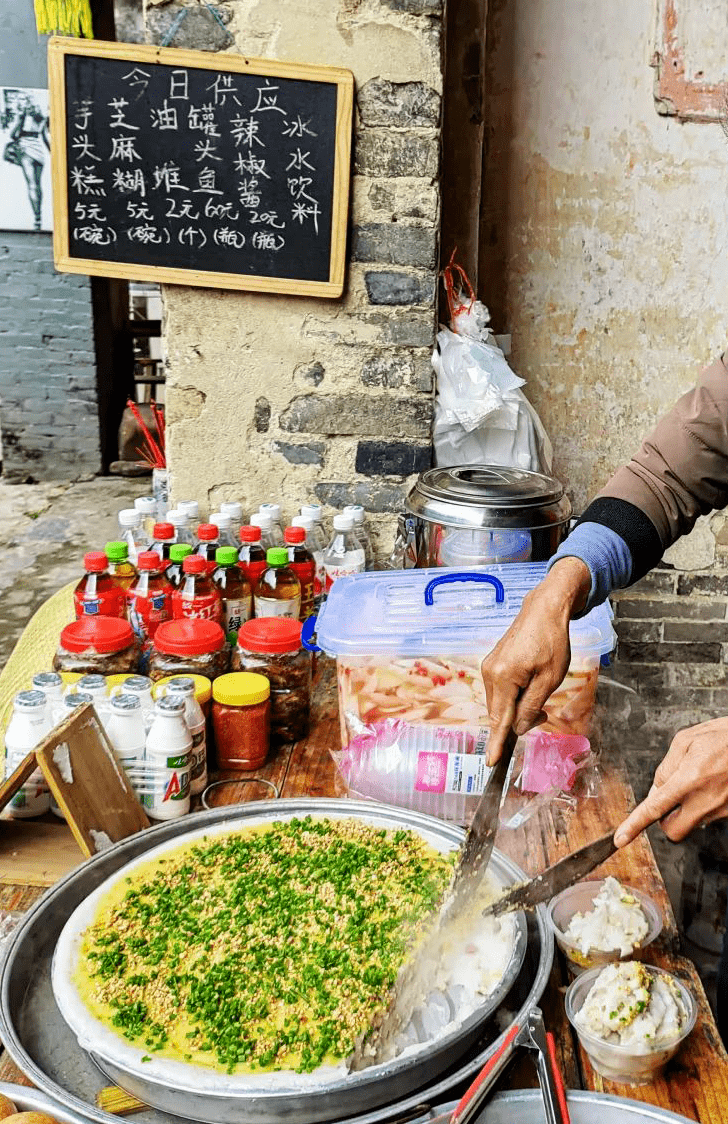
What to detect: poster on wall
<box><xmin>0</xmin><ymin>86</ymin><xmax>52</xmax><ymax>232</ymax></box>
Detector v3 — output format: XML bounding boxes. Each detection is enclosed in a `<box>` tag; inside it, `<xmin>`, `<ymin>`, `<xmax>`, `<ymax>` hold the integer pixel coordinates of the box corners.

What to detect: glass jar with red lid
<box><xmin>53</xmin><ymin>617</ymin><xmax>140</xmax><ymax>676</ymax></box>
<box><xmin>231</xmin><ymin>617</ymin><xmax>311</xmax><ymax>742</ymax></box>
<box><xmin>149</xmin><ymin>619</ymin><xmax>229</xmax><ymax>682</ymax></box>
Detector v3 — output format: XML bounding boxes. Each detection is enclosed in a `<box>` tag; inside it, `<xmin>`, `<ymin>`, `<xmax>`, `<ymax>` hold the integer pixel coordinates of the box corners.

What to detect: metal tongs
<box><xmin>442</xmin><ymin>1007</ymin><xmax>571</xmax><ymax>1124</ymax></box>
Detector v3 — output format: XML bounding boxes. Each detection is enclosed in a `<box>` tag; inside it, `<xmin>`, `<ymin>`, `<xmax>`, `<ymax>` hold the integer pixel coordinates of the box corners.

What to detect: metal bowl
<box><xmin>2</xmin><ymin>800</ymin><xmax>530</xmax><ymax>1124</ymax></box>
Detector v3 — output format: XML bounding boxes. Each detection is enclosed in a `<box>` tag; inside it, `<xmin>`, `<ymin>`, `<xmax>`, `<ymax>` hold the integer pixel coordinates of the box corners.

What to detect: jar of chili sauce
<box><xmin>212</xmin><ymin>672</ymin><xmax>270</xmax><ymax>770</ymax></box>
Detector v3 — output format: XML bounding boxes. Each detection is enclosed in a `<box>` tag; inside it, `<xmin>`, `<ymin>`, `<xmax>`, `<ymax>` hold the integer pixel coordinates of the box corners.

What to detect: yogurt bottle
<box><xmin>105</xmin><ymin>693</ymin><xmax>147</xmax><ymax>773</ymax></box>
<box><xmin>4</xmin><ymin>690</ymin><xmax>53</xmax><ymax>818</ymax></box>
<box><xmin>158</xmin><ymin>677</ymin><xmax>207</xmax><ymax>796</ymax></box>
<box><xmin>142</xmin><ymin>696</ymin><xmax>192</xmax><ymax>820</ymax></box>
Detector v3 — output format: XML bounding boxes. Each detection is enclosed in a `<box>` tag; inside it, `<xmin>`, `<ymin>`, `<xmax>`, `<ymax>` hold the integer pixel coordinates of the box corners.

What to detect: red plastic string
<box><xmin>441</xmin><ymin>247</ymin><xmax>476</xmax><ymax>324</ymax></box>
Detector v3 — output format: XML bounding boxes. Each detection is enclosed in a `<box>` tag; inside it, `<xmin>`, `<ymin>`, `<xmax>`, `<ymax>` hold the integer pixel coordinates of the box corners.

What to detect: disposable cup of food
<box><xmin>564</xmin><ymin>964</ymin><xmax>697</xmax><ymax>1085</ymax></box>
<box><xmin>547</xmin><ymin>879</ymin><xmax>662</xmax><ymax>975</ymax></box>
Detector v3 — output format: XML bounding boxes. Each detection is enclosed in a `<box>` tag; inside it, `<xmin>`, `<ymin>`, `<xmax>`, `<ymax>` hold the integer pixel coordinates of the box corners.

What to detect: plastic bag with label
<box><xmin>432</xmin><ymin>256</ymin><xmax>553</xmax><ymax>472</ymax></box>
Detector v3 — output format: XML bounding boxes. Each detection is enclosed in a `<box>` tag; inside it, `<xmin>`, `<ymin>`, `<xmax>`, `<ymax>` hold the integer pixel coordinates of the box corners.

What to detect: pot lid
<box><xmin>405</xmin><ymin>465</ymin><xmax>572</xmax><ymax>530</ymax></box>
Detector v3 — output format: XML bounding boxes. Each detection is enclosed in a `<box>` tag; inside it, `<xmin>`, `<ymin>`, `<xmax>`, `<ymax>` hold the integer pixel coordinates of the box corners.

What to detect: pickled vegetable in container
<box><xmin>314</xmin><ymin>563</ymin><xmax>615</xmax><ymax>750</ymax></box>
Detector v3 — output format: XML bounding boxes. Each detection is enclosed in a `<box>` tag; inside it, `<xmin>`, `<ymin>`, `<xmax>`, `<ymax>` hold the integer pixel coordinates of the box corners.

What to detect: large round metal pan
<box><xmin>427</xmin><ymin>1091</ymin><xmax>701</xmax><ymax>1123</ymax></box>
<box><xmin>0</xmin><ymin>800</ymin><xmax>552</xmax><ymax>1124</ymax></box>
<box><xmin>51</xmin><ymin>801</ymin><xmax>525</xmax><ymax>1122</ymax></box>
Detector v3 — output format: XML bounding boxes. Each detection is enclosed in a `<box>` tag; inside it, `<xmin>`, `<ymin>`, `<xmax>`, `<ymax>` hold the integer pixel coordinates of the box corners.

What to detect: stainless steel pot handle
<box><xmin>423</xmin><ymin>572</ymin><xmax>505</xmax><ymax>606</ymax></box>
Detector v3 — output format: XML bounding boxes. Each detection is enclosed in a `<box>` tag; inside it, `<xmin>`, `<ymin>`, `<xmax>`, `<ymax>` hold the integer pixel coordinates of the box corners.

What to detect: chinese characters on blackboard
<box><xmin>63</xmin><ymin>54</ymin><xmax>338</xmax><ymax>281</ymax></box>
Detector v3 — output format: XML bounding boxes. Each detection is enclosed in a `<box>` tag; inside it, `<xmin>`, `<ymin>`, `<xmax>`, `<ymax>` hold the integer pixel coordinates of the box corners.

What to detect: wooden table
<box><xmin>1</xmin><ymin>657</ymin><xmax>727</xmax><ymax>1123</ymax></box>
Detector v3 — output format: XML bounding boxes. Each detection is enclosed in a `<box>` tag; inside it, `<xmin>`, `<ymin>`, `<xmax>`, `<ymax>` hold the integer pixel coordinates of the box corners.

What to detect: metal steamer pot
<box><xmin>0</xmin><ymin>800</ymin><xmax>553</xmax><ymax>1124</ymax></box>
<box><xmin>399</xmin><ymin>465</ymin><xmax>572</xmax><ymax>569</ymax></box>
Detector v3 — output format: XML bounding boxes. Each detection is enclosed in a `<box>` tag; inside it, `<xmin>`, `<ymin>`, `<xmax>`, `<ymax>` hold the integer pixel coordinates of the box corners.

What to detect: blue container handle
<box><xmin>423</xmin><ymin>572</ymin><xmax>505</xmax><ymax>607</ymax></box>
<box><xmin>301</xmin><ymin>614</ymin><xmax>321</xmax><ymax>653</ymax></box>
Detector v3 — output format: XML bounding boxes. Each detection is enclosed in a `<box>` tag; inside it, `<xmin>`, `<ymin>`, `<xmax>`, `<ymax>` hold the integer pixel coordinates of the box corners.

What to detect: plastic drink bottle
<box><xmin>283</xmin><ymin>527</ymin><xmax>316</xmax><ymax>620</ymax></box>
<box><xmin>105</xmin><ymin>540</ymin><xmax>138</xmax><ymax>591</ymax></box>
<box><xmin>142</xmin><ymin>696</ymin><xmax>192</xmax><ymax>820</ymax></box>
<box><xmin>117</xmin><ymin>508</ymin><xmax>149</xmax><ymax>565</ymax></box>
<box><xmin>208</xmin><ymin>512</ymin><xmax>238</xmax><ymax>549</ymax></box>
<box><xmin>167</xmin><ymin>509</ymin><xmax>194</xmax><ymax>546</ymax></box>
<box><xmin>220</xmin><ymin>501</ymin><xmax>244</xmax><ymax>538</ymax></box>
<box><xmin>166</xmin><ymin>543</ymin><xmax>193</xmax><ymax>588</ymax></box>
<box><xmin>105</xmin><ymin>693</ymin><xmax>147</xmax><ymax>774</ymax></box>
<box><xmin>160</xmin><ymin>676</ymin><xmax>207</xmax><ymax>795</ymax></box>
<box><xmin>127</xmin><ymin>551</ymin><xmax>174</xmax><ymax>658</ymax></box>
<box><xmin>343</xmin><ymin>504</ymin><xmax>374</xmax><ymax>568</ymax></box>
<box><xmin>301</xmin><ymin>503</ymin><xmax>327</xmax><ymax>542</ymax></box>
<box><xmin>258</xmin><ymin>503</ymin><xmax>284</xmax><ymax>544</ymax></box>
<box><xmin>212</xmin><ymin>547</ymin><xmax>252</xmax><ymax>643</ymax></box>
<box><xmin>134</xmin><ymin>496</ymin><xmax>158</xmax><ymax>540</ymax></box>
<box><xmin>292</xmin><ymin>515</ymin><xmax>325</xmax><ymax>608</ymax></box>
<box><xmin>254</xmin><ymin>547</ymin><xmax>301</xmax><ymax>620</ymax></box>
<box><xmin>4</xmin><ymin>690</ymin><xmax>52</xmax><ymax>818</ymax></box>
<box><xmin>238</xmin><ymin>526</ymin><xmax>268</xmax><ymax>591</ymax></box>
<box><xmin>323</xmin><ymin>514</ymin><xmax>366</xmax><ymax>591</ymax></box>
<box><xmin>172</xmin><ymin>553</ymin><xmax>223</xmax><ymax>623</ymax></box>
<box><xmin>249</xmin><ymin>512</ymin><xmax>276</xmax><ymax>551</ymax></box>
<box><xmin>31</xmin><ymin>672</ymin><xmax>63</xmax><ymax>705</ymax></box>
<box><xmin>74</xmin><ymin>551</ymin><xmax>127</xmax><ymax>619</ymax></box>
<box><xmin>111</xmin><ymin>675</ymin><xmax>155</xmax><ymax>726</ymax></box>
<box><xmin>73</xmin><ymin>673</ymin><xmax>110</xmax><ymax>725</ymax></box>
<box><xmin>195</xmin><ymin>523</ymin><xmax>222</xmax><ymax>574</ymax></box>
<box><xmin>177</xmin><ymin>500</ymin><xmax>201</xmax><ymax>536</ymax></box>
<box><xmin>150</xmin><ymin>522</ymin><xmax>176</xmax><ymax>561</ymax></box>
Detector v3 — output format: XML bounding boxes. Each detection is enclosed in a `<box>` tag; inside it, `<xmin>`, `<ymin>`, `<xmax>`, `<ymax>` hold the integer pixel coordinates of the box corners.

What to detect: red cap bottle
<box><xmin>283</xmin><ymin>527</ymin><xmax>316</xmax><ymax>620</ymax></box>
<box><xmin>239</xmin><ymin>525</ymin><xmax>267</xmax><ymax>591</ymax></box>
<box><xmin>127</xmin><ymin>550</ymin><xmax>174</xmax><ymax>648</ymax></box>
<box><xmin>195</xmin><ymin>523</ymin><xmax>220</xmax><ymax>575</ymax></box>
<box><xmin>74</xmin><ymin>551</ymin><xmax>127</xmax><ymax>620</ymax></box>
<box><xmin>171</xmin><ymin>553</ymin><xmax>223</xmax><ymax>624</ymax></box>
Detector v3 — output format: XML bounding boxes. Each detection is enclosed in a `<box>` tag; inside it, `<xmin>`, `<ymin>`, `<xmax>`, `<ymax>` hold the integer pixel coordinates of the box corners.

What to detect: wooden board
<box><xmin>35</xmin><ymin>703</ymin><xmax>150</xmax><ymax>858</ymax></box>
<box><xmin>48</xmin><ymin>37</ymin><xmax>353</xmax><ymax>297</ymax></box>
<box><xmin>0</xmin><ymin>751</ymin><xmax>40</xmax><ymax>815</ymax></box>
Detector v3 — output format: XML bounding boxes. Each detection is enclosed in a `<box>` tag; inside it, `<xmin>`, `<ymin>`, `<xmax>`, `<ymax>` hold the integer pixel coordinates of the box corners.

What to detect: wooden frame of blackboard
<box><xmin>48</xmin><ymin>37</ymin><xmax>353</xmax><ymax>297</ymax></box>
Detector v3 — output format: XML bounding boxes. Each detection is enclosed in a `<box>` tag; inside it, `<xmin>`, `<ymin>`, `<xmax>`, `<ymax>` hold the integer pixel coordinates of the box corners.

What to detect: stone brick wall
<box><xmin>0</xmin><ymin>233</ymin><xmax>102</xmax><ymax>482</ymax></box>
<box><xmin>150</xmin><ymin>0</ymin><xmax>442</xmax><ymax>548</ymax></box>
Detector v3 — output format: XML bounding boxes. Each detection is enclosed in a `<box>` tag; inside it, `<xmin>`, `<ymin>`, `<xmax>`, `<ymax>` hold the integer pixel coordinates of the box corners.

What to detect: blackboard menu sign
<box><xmin>48</xmin><ymin>38</ymin><xmax>353</xmax><ymax>297</ymax></box>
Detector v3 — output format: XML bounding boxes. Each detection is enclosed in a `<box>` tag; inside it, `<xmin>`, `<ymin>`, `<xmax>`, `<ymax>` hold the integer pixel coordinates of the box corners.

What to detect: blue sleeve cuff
<box><xmin>547</xmin><ymin>523</ymin><xmax>633</xmax><ymax>614</ymax></box>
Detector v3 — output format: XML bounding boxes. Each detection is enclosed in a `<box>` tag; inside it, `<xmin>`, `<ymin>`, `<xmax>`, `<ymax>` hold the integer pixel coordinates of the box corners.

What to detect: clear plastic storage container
<box><xmin>315</xmin><ymin>564</ymin><xmax>616</xmax><ymax>751</ymax></box>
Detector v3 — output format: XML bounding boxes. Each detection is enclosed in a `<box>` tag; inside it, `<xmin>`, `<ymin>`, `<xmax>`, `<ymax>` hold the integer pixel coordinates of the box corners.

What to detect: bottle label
<box><xmin>191</xmin><ymin>729</ymin><xmax>206</xmax><ymax>781</ymax></box>
<box><xmin>223</xmin><ymin>596</ymin><xmax>252</xmax><ymax>643</ymax></box>
<box><xmin>75</xmin><ymin>586</ymin><xmax>126</xmax><ymax>620</ymax></box>
<box><xmin>128</xmin><ymin>591</ymin><xmax>171</xmax><ymax>643</ymax></box>
<box><xmin>173</xmin><ymin>590</ymin><xmax>223</xmax><ymax>623</ymax></box>
<box><xmin>415</xmin><ymin>748</ymin><xmax>491</xmax><ymax>795</ymax></box>
<box><xmin>254</xmin><ymin>594</ymin><xmax>301</xmax><ymax>619</ymax></box>
<box><xmin>289</xmin><ymin>561</ymin><xmax>315</xmax><ymax>619</ymax></box>
<box><xmin>312</xmin><ymin>551</ymin><xmax>325</xmax><ymax>599</ymax></box>
<box><xmin>324</xmin><ymin>551</ymin><xmax>365</xmax><ymax>591</ymax></box>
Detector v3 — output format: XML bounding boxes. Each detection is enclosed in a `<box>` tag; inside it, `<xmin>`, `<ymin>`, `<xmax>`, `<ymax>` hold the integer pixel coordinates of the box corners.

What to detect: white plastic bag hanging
<box><xmin>432</xmin><ymin>256</ymin><xmax>553</xmax><ymax>472</ymax></box>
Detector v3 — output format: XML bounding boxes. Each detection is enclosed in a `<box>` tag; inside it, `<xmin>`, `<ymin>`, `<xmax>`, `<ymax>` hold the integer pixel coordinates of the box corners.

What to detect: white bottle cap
<box><xmin>259</xmin><ymin>502</ymin><xmax>281</xmax><ymax>520</ymax></box>
<box><xmin>177</xmin><ymin>500</ymin><xmax>200</xmax><ymax>518</ymax></box>
<box><xmin>333</xmin><ymin>514</ymin><xmax>354</xmax><ymax>531</ymax></box>
<box><xmin>209</xmin><ymin>511</ymin><xmax>232</xmax><ymax>528</ymax></box>
<box><xmin>292</xmin><ymin>515</ymin><xmax>313</xmax><ymax>530</ymax></box>
<box><xmin>220</xmin><ymin>501</ymin><xmax>243</xmax><ymax>521</ymax></box>
<box><xmin>134</xmin><ymin>497</ymin><xmax>157</xmax><ymax>515</ymax></box>
<box><xmin>119</xmin><ymin>508</ymin><xmax>143</xmax><ymax>528</ymax></box>
<box><xmin>301</xmin><ymin>504</ymin><xmax>323</xmax><ymax>521</ymax></box>
<box><xmin>167</xmin><ymin>509</ymin><xmax>189</xmax><ymax>527</ymax></box>
<box><xmin>343</xmin><ymin>504</ymin><xmax>365</xmax><ymax>523</ymax></box>
<box><xmin>63</xmin><ymin>691</ymin><xmax>94</xmax><ymax>709</ymax></box>
<box><xmin>14</xmin><ymin>689</ymin><xmax>47</xmax><ymax>711</ymax></box>
<box><xmin>250</xmin><ymin>512</ymin><xmax>272</xmax><ymax>529</ymax></box>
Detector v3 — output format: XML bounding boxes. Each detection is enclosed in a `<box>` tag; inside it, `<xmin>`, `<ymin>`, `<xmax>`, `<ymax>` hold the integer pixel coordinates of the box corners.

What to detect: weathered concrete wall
<box><xmin>480</xmin><ymin>0</ymin><xmax>728</xmax><ymax>514</ymax></box>
<box><xmin>144</xmin><ymin>0</ymin><xmax>442</xmax><ymax>540</ymax></box>
<box><xmin>0</xmin><ymin>0</ymin><xmax>101</xmax><ymax>482</ymax></box>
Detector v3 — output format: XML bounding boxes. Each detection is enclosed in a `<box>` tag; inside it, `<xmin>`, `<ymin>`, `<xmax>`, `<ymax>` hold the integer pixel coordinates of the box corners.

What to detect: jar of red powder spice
<box><xmin>212</xmin><ymin>672</ymin><xmax>270</xmax><ymax>770</ymax></box>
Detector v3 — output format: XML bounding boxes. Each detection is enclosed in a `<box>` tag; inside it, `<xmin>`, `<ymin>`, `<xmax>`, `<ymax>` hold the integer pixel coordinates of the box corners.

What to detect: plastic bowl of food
<box><xmin>547</xmin><ymin>877</ymin><xmax>662</xmax><ymax>974</ymax></box>
<box><xmin>565</xmin><ymin>962</ymin><xmax>697</xmax><ymax>1085</ymax></box>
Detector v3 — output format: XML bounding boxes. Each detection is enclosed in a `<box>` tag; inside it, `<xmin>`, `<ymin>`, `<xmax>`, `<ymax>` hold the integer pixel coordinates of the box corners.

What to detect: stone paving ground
<box><xmin>0</xmin><ymin>475</ymin><xmax>721</xmax><ymax>1017</ymax></box>
<box><xmin>0</xmin><ymin>476</ymin><xmax>141</xmax><ymax>665</ymax></box>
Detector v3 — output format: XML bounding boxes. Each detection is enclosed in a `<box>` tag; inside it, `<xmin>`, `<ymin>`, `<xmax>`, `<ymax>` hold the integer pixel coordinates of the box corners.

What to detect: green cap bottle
<box><xmin>169</xmin><ymin>543</ymin><xmax>193</xmax><ymax>563</ymax></box>
<box><xmin>266</xmin><ymin>547</ymin><xmax>289</xmax><ymax>566</ymax></box>
<box><xmin>215</xmin><ymin>547</ymin><xmax>239</xmax><ymax>566</ymax></box>
<box><xmin>105</xmin><ymin>540</ymin><xmax>129</xmax><ymax>562</ymax></box>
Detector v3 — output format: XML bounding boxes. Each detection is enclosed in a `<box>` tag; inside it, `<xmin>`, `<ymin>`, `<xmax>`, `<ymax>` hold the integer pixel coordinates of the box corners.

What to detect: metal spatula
<box><xmin>349</xmin><ymin>730</ymin><xmax>517</xmax><ymax>1071</ymax></box>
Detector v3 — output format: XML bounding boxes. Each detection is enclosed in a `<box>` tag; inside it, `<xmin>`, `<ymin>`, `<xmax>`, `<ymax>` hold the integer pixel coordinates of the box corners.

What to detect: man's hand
<box><xmin>614</xmin><ymin>717</ymin><xmax>728</xmax><ymax>847</ymax></box>
<box><xmin>481</xmin><ymin>557</ymin><xmax>591</xmax><ymax>764</ymax></box>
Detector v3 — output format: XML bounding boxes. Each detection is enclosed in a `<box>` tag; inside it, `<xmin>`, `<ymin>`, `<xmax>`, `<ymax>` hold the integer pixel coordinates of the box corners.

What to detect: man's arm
<box><xmin>483</xmin><ymin>354</ymin><xmax>728</xmax><ymax>763</ymax></box>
